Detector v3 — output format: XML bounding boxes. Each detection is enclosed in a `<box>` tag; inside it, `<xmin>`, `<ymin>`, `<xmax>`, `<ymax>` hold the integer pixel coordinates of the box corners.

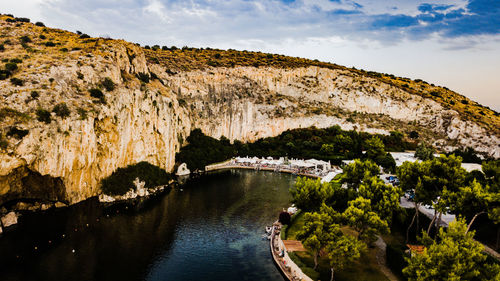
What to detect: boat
<box><xmin>265</xmin><ymin>226</ymin><xmax>273</xmax><ymax>234</ymax></box>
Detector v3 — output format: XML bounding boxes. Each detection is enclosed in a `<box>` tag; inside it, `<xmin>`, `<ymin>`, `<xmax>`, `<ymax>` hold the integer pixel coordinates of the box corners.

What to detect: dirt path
<box><xmin>374</xmin><ymin>236</ymin><xmax>400</xmax><ymax>281</ymax></box>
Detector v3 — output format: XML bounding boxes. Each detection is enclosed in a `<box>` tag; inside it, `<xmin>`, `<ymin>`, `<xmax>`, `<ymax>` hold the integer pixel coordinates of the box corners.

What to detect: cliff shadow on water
<box><xmin>0</xmin><ymin>169</ymin><xmax>295</xmax><ymax>281</ymax></box>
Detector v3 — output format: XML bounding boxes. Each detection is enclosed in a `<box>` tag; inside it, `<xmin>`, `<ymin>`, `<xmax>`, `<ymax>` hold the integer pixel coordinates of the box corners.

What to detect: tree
<box><xmin>403</xmin><ymin>219</ymin><xmax>500</xmax><ymax>281</ymax></box>
<box><xmin>414</xmin><ymin>142</ymin><xmax>434</xmax><ymax>161</ymax></box>
<box><xmin>358</xmin><ymin>176</ymin><xmax>402</xmax><ymax>222</ymax></box>
<box><xmin>343</xmin><ymin>197</ymin><xmax>389</xmax><ymax>242</ymax></box>
<box><xmin>365</xmin><ymin>136</ymin><xmax>385</xmax><ymax>160</ymax></box>
<box><xmin>297</xmin><ymin>212</ymin><xmax>337</xmax><ymax>269</ymax></box>
<box><xmin>397</xmin><ymin>161</ymin><xmax>425</xmax><ymax>242</ymax></box>
<box><xmin>326</xmin><ymin>233</ymin><xmax>366</xmax><ymax>281</ymax></box>
<box><xmin>341</xmin><ymin>159</ymin><xmax>380</xmax><ymax>189</ymax></box>
<box><xmin>279</xmin><ymin>211</ymin><xmax>291</xmax><ymax>225</ymax></box>
<box><xmin>290</xmin><ymin>177</ymin><xmax>334</xmax><ymax>211</ymax></box>
<box><xmin>444</xmin><ymin>179</ymin><xmax>500</xmax><ymax>233</ymax></box>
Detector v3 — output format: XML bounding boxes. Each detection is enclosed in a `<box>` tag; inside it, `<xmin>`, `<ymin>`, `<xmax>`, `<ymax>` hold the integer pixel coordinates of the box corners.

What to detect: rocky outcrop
<box><xmin>0</xmin><ymin>28</ymin><xmax>498</xmax><ymax>208</ymax></box>
<box><xmin>1</xmin><ymin>211</ymin><xmax>18</xmax><ymax>228</ymax></box>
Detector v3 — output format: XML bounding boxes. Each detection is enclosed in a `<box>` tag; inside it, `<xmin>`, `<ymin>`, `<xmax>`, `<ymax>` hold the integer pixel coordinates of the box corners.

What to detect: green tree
<box><xmin>341</xmin><ymin>159</ymin><xmax>380</xmax><ymax>189</ymax></box>
<box><xmin>343</xmin><ymin>197</ymin><xmax>389</xmax><ymax>242</ymax></box>
<box><xmin>320</xmin><ymin>143</ymin><xmax>334</xmax><ymax>155</ymax></box>
<box><xmin>290</xmin><ymin>177</ymin><xmax>334</xmax><ymax>211</ymax></box>
<box><xmin>444</xmin><ymin>179</ymin><xmax>500</xmax><ymax>233</ymax></box>
<box><xmin>297</xmin><ymin>212</ymin><xmax>337</xmax><ymax>269</ymax></box>
<box><xmin>325</xmin><ymin>233</ymin><xmax>366</xmax><ymax>281</ymax></box>
<box><xmin>358</xmin><ymin>176</ymin><xmax>402</xmax><ymax>222</ymax></box>
<box><xmin>365</xmin><ymin>136</ymin><xmax>386</xmax><ymax>160</ymax></box>
<box><xmin>403</xmin><ymin>219</ymin><xmax>500</xmax><ymax>281</ymax></box>
<box><xmin>414</xmin><ymin>142</ymin><xmax>435</xmax><ymax>161</ymax></box>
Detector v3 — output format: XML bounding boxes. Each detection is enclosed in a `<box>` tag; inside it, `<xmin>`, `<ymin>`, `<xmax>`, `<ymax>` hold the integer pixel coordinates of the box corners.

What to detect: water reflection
<box><xmin>0</xmin><ymin>169</ymin><xmax>294</xmax><ymax>281</ymax></box>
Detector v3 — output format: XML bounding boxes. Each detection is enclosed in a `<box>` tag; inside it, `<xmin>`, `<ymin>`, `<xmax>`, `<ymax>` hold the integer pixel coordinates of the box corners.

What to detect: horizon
<box><xmin>1</xmin><ymin>0</ymin><xmax>499</xmax><ymax>111</ymax></box>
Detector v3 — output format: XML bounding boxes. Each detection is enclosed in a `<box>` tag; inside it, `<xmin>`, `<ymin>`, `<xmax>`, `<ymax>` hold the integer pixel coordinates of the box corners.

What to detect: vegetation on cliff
<box><xmin>176</xmin><ymin>126</ymin><xmax>412</xmax><ymax>171</ymax></box>
<box><xmin>101</xmin><ymin>162</ymin><xmax>173</xmax><ymax>196</ymax></box>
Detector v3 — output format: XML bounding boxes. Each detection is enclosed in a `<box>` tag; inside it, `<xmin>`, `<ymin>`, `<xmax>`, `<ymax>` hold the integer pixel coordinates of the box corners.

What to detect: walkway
<box><xmin>374</xmin><ymin>236</ymin><xmax>400</xmax><ymax>281</ymax></box>
<box><xmin>270</xmin><ymin>222</ymin><xmax>313</xmax><ymax>281</ymax></box>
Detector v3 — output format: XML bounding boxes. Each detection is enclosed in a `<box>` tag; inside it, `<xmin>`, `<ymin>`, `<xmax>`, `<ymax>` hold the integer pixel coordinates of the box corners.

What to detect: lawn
<box><xmin>284</xmin><ymin>210</ymin><xmax>389</xmax><ymax>281</ymax></box>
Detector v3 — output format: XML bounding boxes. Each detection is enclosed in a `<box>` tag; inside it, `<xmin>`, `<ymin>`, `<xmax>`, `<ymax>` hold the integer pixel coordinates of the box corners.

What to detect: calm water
<box><xmin>0</xmin><ymin>169</ymin><xmax>295</xmax><ymax>281</ymax></box>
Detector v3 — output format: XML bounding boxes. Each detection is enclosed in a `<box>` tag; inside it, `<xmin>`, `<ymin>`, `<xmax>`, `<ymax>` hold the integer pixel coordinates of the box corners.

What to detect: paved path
<box><xmin>374</xmin><ymin>236</ymin><xmax>400</xmax><ymax>281</ymax></box>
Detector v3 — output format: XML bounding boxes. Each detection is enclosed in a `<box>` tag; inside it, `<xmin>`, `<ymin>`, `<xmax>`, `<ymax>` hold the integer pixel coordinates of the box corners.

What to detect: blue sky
<box><xmin>1</xmin><ymin>0</ymin><xmax>499</xmax><ymax>110</ymax></box>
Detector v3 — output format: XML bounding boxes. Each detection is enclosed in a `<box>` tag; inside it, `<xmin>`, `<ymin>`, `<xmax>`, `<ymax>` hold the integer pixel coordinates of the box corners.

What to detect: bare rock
<box><xmin>1</xmin><ymin>211</ymin><xmax>18</xmax><ymax>228</ymax></box>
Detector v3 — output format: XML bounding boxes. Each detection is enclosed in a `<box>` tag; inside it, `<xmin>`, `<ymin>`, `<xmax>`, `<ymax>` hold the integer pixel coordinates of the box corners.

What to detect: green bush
<box><xmin>89</xmin><ymin>88</ymin><xmax>105</xmax><ymax>103</ymax></box>
<box><xmin>36</xmin><ymin>108</ymin><xmax>51</xmax><ymax>123</ymax></box>
<box><xmin>7</xmin><ymin>127</ymin><xmax>29</xmax><ymax>139</ymax></box>
<box><xmin>101</xmin><ymin>161</ymin><xmax>173</xmax><ymax>196</ymax></box>
<box><xmin>0</xmin><ymin>44</ymin><xmax>4</xmax><ymax>51</ymax></box>
<box><xmin>52</xmin><ymin>102</ymin><xmax>70</xmax><ymax>118</ymax></box>
<box><xmin>136</xmin><ymin>72</ymin><xmax>150</xmax><ymax>83</ymax></box>
<box><xmin>77</xmin><ymin>107</ymin><xmax>88</xmax><ymax>120</ymax></box>
<box><xmin>5</xmin><ymin>62</ymin><xmax>18</xmax><ymax>72</ymax></box>
<box><xmin>10</xmin><ymin>77</ymin><xmax>24</xmax><ymax>86</ymax></box>
<box><xmin>0</xmin><ymin>134</ymin><xmax>8</xmax><ymax>149</ymax></box>
<box><xmin>35</xmin><ymin>21</ymin><xmax>45</xmax><ymax>27</ymax></box>
<box><xmin>101</xmin><ymin>77</ymin><xmax>115</xmax><ymax>91</ymax></box>
<box><xmin>10</xmin><ymin>58</ymin><xmax>22</xmax><ymax>63</ymax></box>
<box><xmin>31</xmin><ymin>91</ymin><xmax>40</xmax><ymax>99</ymax></box>
<box><xmin>44</xmin><ymin>41</ymin><xmax>56</xmax><ymax>47</ymax></box>
<box><xmin>19</xmin><ymin>35</ymin><xmax>31</xmax><ymax>43</ymax></box>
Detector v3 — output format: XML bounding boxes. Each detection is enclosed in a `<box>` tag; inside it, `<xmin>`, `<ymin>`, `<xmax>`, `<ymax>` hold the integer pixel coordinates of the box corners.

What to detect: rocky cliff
<box><xmin>0</xmin><ymin>16</ymin><xmax>498</xmax><ymax>208</ymax></box>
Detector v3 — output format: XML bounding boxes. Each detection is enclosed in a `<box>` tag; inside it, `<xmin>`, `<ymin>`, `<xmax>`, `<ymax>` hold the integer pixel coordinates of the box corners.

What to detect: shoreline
<box><xmin>270</xmin><ymin>221</ymin><xmax>314</xmax><ymax>281</ymax></box>
<box><xmin>205</xmin><ymin>159</ymin><xmax>340</xmax><ymax>181</ymax></box>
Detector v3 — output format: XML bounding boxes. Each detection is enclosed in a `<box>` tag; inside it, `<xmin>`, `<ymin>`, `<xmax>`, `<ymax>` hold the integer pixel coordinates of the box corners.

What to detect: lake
<box><xmin>0</xmin><ymin>169</ymin><xmax>295</xmax><ymax>281</ymax></box>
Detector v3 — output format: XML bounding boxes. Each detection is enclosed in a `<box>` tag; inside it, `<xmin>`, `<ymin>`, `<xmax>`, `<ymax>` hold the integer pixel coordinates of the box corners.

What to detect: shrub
<box><xmin>60</xmin><ymin>48</ymin><xmax>68</xmax><ymax>52</ymax></box>
<box><xmin>52</xmin><ymin>102</ymin><xmax>71</xmax><ymax>118</ymax></box>
<box><xmin>36</xmin><ymin>108</ymin><xmax>51</xmax><ymax>123</ymax></box>
<box><xmin>39</xmin><ymin>34</ymin><xmax>46</xmax><ymax>39</ymax></box>
<box><xmin>44</xmin><ymin>41</ymin><xmax>56</xmax><ymax>47</ymax></box>
<box><xmin>0</xmin><ymin>44</ymin><xmax>4</xmax><ymax>51</ymax></box>
<box><xmin>101</xmin><ymin>77</ymin><xmax>115</xmax><ymax>91</ymax></box>
<box><xmin>35</xmin><ymin>21</ymin><xmax>45</xmax><ymax>27</ymax></box>
<box><xmin>79</xmin><ymin>34</ymin><xmax>90</xmax><ymax>39</ymax></box>
<box><xmin>101</xmin><ymin>162</ymin><xmax>173</xmax><ymax>196</ymax></box>
<box><xmin>30</xmin><ymin>91</ymin><xmax>39</xmax><ymax>99</ymax></box>
<box><xmin>5</xmin><ymin>62</ymin><xmax>18</xmax><ymax>72</ymax></box>
<box><xmin>279</xmin><ymin>211</ymin><xmax>291</xmax><ymax>225</ymax></box>
<box><xmin>19</xmin><ymin>35</ymin><xmax>31</xmax><ymax>43</ymax></box>
<box><xmin>0</xmin><ymin>134</ymin><xmax>8</xmax><ymax>149</ymax></box>
<box><xmin>10</xmin><ymin>58</ymin><xmax>22</xmax><ymax>63</ymax></box>
<box><xmin>77</xmin><ymin>108</ymin><xmax>88</xmax><ymax>120</ymax></box>
<box><xmin>15</xmin><ymin>17</ymin><xmax>30</xmax><ymax>23</ymax></box>
<box><xmin>77</xmin><ymin>71</ymin><xmax>84</xmax><ymax>79</ymax></box>
<box><xmin>7</xmin><ymin>127</ymin><xmax>29</xmax><ymax>139</ymax></box>
<box><xmin>10</xmin><ymin>77</ymin><xmax>24</xmax><ymax>86</ymax></box>
<box><xmin>0</xmin><ymin>70</ymin><xmax>11</xmax><ymax>80</ymax></box>
<box><xmin>89</xmin><ymin>88</ymin><xmax>105</xmax><ymax>103</ymax></box>
<box><xmin>136</xmin><ymin>72</ymin><xmax>150</xmax><ymax>83</ymax></box>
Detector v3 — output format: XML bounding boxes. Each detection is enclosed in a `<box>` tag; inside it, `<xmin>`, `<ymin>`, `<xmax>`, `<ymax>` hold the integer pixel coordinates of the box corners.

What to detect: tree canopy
<box><xmin>403</xmin><ymin>219</ymin><xmax>500</xmax><ymax>281</ymax></box>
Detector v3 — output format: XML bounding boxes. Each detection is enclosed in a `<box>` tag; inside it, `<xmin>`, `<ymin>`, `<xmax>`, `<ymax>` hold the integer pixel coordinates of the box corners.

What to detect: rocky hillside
<box><xmin>0</xmin><ymin>14</ymin><xmax>498</xmax><ymax>207</ymax></box>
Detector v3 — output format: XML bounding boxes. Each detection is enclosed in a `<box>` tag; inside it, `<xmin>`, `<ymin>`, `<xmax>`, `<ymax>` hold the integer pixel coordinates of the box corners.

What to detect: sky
<box><xmin>1</xmin><ymin>0</ymin><xmax>499</xmax><ymax>111</ymax></box>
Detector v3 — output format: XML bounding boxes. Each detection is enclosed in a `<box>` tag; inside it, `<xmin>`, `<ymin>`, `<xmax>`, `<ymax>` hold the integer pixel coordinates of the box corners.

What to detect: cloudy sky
<box><xmin>1</xmin><ymin>0</ymin><xmax>499</xmax><ymax>110</ymax></box>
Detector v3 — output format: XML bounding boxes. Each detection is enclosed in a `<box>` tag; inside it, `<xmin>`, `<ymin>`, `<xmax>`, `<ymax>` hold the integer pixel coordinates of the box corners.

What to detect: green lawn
<box><xmin>291</xmin><ymin>248</ymin><xmax>389</xmax><ymax>281</ymax></box>
<box><xmin>285</xmin><ymin>211</ymin><xmax>306</xmax><ymax>240</ymax></box>
<box><xmin>284</xmin><ymin>210</ymin><xmax>389</xmax><ymax>281</ymax></box>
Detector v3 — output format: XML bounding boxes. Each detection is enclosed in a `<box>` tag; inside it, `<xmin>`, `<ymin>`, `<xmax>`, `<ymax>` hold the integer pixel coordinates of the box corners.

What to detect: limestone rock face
<box><xmin>0</xmin><ymin>38</ymin><xmax>498</xmax><ymax>208</ymax></box>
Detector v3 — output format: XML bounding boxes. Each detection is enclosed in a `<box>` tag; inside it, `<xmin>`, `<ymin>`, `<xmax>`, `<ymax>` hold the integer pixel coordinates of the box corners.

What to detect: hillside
<box><xmin>0</xmin><ymin>14</ymin><xmax>499</xmax><ymax>207</ymax></box>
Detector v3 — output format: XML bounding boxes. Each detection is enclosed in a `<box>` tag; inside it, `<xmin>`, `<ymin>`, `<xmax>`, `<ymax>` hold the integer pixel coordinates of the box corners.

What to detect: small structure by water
<box><xmin>176</xmin><ymin>163</ymin><xmax>191</xmax><ymax>176</ymax></box>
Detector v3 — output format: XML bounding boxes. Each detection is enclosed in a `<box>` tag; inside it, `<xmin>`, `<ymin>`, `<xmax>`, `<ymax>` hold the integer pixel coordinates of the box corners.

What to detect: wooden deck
<box><xmin>283</xmin><ymin>240</ymin><xmax>306</xmax><ymax>252</ymax></box>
